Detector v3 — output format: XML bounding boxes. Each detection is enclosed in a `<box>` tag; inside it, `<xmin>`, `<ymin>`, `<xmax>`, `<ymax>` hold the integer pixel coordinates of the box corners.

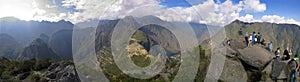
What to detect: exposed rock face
<box><xmin>226</xmin><ymin>46</ymin><xmax>238</xmax><ymax>57</ymax></box>
<box><xmin>219</xmin><ymin>58</ymin><xmax>248</xmax><ymax>82</ymax></box>
<box><xmin>261</xmin><ymin>60</ymin><xmax>273</xmax><ymax>81</ymax></box>
<box><xmin>271</xmin><ymin>60</ymin><xmax>289</xmax><ymax>80</ymax></box>
<box><xmin>0</xmin><ymin>58</ymin><xmax>80</xmax><ymax>82</ymax></box>
<box><xmin>229</xmin><ymin>40</ymin><xmax>247</xmax><ymax>50</ymax></box>
<box><xmin>42</xmin><ymin>62</ymin><xmax>80</xmax><ymax>82</ymax></box>
<box><xmin>237</xmin><ymin>46</ymin><xmax>273</xmax><ymax>68</ymax></box>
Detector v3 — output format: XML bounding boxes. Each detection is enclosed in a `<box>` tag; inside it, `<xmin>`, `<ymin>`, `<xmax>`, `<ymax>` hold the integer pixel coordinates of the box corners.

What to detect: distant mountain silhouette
<box><xmin>0</xmin><ymin>16</ymin><xmax>209</xmax><ymax>60</ymax></box>
<box><xmin>19</xmin><ymin>38</ymin><xmax>60</xmax><ymax>61</ymax></box>
<box><xmin>0</xmin><ymin>17</ymin><xmax>73</xmax><ymax>46</ymax></box>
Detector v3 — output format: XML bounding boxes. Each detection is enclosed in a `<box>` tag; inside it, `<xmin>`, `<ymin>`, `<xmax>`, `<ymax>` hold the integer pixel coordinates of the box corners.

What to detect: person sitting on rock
<box><xmin>283</xmin><ymin>49</ymin><xmax>290</xmax><ymax>60</ymax></box>
<box><xmin>261</xmin><ymin>39</ymin><xmax>266</xmax><ymax>46</ymax></box>
<box><xmin>288</xmin><ymin>58</ymin><xmax>299</xmax><ymax>82</ymax></box>
<box><xmin>274</xmin><ymin>47</ymin><xmax>280</xmax><ymax>59</ymax></box>
<box><xmin>227</xmin><ymin>39</ymin><xmax>231</xmax><ymax>46</ymax></box>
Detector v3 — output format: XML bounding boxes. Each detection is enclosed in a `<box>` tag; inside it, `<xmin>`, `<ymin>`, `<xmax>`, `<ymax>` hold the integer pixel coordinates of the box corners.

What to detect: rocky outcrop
<box><xmin>41</xmin><ymin>62</ymin><xmax>80</xmax><ymax>82</ymax></box>
<box><xmin>0</xmin><ymin>58</ymin><xmax>80</xmax><ymax>82</ymax></box>
<box><xmin>225</xmin><ymin>20</ymin><xmax>300</xmax><ymax>59</ymax></box>
<box><xmin>260</xmin><ymin>59</ymin><xmax>292</xmax><ymax>82</ymax></box>
<box><xmin>271</xmin><ymin>60</ymin><xmax>289</xmax><ymax>80</ymax></box>
<box><xmin>219</xmin><ymin>58</ymin><xmax>248</xmax><ymax>82</ymax></box>
<box><xmin>237</xmin><ymin>46</ymin><xmax>273</xmax><ymax>68</ymax></box>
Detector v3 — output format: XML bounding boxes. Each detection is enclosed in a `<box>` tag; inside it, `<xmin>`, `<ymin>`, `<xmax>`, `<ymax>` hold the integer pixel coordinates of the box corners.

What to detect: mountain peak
<box><xmin>0</xmin><ymin>17</ymin><xmax>21</xmax><ymax>22</ymax></box>
<box><xmin>232</xmin><ymin>19</ymin><xmax>243</xmax><ymax>24</ymax></box>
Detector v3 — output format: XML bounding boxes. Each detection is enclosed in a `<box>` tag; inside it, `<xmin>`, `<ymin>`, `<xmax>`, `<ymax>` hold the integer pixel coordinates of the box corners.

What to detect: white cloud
<box><xmin>155</xmin><ymin>0</ymin><xmax>243</xmax><ymax>26</ymax></box>
<box><xmin>1</xmin><ymin>0</ymin><xmax>299</xmax><ymax>26</ymax></box>
<box><xmin>60</xmin><ymin>0</ymin><xmax>269</xmax><ymax>26</ymax></box>
<box><xmin>154</xmin><ymin>0</ymin><xmax>266</xmax><ymax>26</ymax></box>
<box><xmin>61</xmin><ymin>0</ymin><xmax>162</xmax><ymax>23</ymax></box>
<box><xmin>238</xmin><ymin>14</ymin><xmax>260</xmax><ymax>22</ymax></box>
<box><xmin>237</xmin><ymin>14</ymin><xmax>300</xmax><ymax>26</ymax></box>
<box><xmin>0</xmin><ymin>0</ymin><xmax>36</xmax><ymax>21</ymax></box>
<box><xmin>243</xmin><ymin>0</ymin><xmax>266</xmax><ymax>13</ymax></box>
<box><xmin>0</xmin><ymin>0</ymin><xmax>65</xmax><ymax>22</ymax></box>
<box><xmin>261</xmin><ymin>15</ymin><xmax>300</xmax><ymax>25</ymax></box>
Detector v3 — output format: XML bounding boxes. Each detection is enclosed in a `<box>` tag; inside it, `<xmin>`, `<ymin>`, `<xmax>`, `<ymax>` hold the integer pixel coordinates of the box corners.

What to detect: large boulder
<box><xmin>230</xmin><ymin>40</ymin><xmax>247</xmax><ymax>50</ymax></box>
<box><xmin>237</xmin><ymin>46</ymin><xmax>273</xmax><ymax>68</ymax></box>
<box><xmin>261</xmin><ymin>59</ymin><xmax>290</xmax><ymax>81</ymax></box>
<box><xmin>226</xmin><ymin>46</ymin><xmax>238</xmax><ymax>58</ymax></box>
<box><xmin>261</xmin><ymin>60</ymin><xmax>273</xmax><ymax>81</ymax></box>
<box><xmin>271</xmin><ymin>59</ymin><xmax>289</xmax><ymax>80</ymax></box>
<box><xmin>219</xmin><ymin>58</ymin><xmax>248</xmax><ymax>82</ymax></box>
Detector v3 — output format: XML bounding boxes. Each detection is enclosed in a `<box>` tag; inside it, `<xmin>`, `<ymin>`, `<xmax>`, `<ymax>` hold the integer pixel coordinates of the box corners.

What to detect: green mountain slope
<box><xmin>0</xmin><ymin>34</ymin><xmax>23</xmax><ymax>59</ymax></box>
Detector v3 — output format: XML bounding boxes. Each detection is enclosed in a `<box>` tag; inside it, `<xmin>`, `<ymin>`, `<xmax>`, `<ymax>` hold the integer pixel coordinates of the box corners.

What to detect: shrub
<box><xmin>30</xmin><ymin>74</ymin><xmax>41</xmax><ymax>81</ymax></box>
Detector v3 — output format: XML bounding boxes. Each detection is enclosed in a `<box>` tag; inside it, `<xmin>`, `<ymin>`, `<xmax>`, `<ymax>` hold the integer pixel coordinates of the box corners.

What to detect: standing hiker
<box><xmin>288</xmin><ymin>58</ymin><xmax>299</xmax><ymax>82</ymax></box>
<box><xmin>239</xmin><ymin>28</ymin><xmax>243</xmax><ymax>35</ymax></box>
<box><xmin>269</xmin><ymin>41</ymin><xmax>273</xmax><ymax>52</ymax></box>
<box><xmin>249</xmin><ymin>33</ymin><xmax>253</xmax><ymax>47</ymax></box>
<box><xmin>252</xmin><ymin>32</ymin><xmax>256</xmax><ymax>46</ymax></box>
<box><xmin>257</xmin><ymin>32</ymin><xmax>262</xmax><ymax>44</ymax></box>
<box><xmin>245</xmin><ymin>32</ymin><xmax>249</xmax><ymax>46</ymax></box>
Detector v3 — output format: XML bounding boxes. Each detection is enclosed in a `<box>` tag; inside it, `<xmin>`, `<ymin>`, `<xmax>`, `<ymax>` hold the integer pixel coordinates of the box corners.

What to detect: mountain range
<box><xmin>1</xmin><ymin>16</ymin><xmax>300</xmax><ymax>81</ymax></box>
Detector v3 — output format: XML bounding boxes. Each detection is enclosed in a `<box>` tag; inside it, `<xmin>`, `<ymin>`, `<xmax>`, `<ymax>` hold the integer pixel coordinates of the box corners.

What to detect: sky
<box><xmin>0</xmin><ymin>0</ymin><xmax>299</xmax><ymax>26</ymax></box>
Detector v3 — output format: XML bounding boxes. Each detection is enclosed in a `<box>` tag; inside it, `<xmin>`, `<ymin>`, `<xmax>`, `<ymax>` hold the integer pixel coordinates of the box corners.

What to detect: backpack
<box><xmin>294</xmin><ymin>60</ymin><xmax>299</xmax><ymax>71</ymax></box>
